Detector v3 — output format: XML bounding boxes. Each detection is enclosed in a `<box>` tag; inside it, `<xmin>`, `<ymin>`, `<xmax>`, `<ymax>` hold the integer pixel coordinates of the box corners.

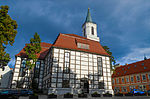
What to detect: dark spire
<box><xmin>85</xmin><ymin>8</ymin><xmax>92</xmax><ymax>23</ymax></box>
<box><xmin>144</xmin><ymin>54</ymin><xmax>147</xmax><ymax>60</ymax></box>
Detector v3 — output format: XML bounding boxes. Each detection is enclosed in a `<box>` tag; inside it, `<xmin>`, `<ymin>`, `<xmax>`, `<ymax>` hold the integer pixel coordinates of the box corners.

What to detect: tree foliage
<box><xmin>25</xmin><ymin>32</ymin><xmax>41</xmax><ymax>70</ymax></box>
<box><xmin>103</xmin><ymin>46</ymin><xmax>116</xmax><ymax>70</ymax></box>
<box><xmin>0</xmin><ymin>5</ymin><xmax>17</xmax><ymax>67</ymax></box>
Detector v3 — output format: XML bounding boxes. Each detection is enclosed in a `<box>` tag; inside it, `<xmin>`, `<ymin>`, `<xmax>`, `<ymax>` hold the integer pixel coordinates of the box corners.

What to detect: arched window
<box><xmin>91</xmin><ymin>27</ymin><xmax>94</xmax><ymax>35</ymax></box>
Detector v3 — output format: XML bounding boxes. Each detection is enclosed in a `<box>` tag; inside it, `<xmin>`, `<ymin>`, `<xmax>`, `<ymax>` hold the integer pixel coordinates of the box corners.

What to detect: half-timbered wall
<box><xmin>11</xmin><ymin>57</ymin><xmax>44</xmax><ymax>89</ymax></box>
<box><xmin>43</xmin><ymin>47</ymin><xmax>113</xmax><ymax>94</ymax></box>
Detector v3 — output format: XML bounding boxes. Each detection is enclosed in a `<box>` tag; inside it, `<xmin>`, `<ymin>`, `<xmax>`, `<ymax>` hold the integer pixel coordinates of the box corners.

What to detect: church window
<box><xmin>19</xmin><ymin>59</ymin><xmax>26</xmax><ymax>77</ymax></box>
<box><xmin>84</xmin><ymin>44</ymin><xmax>89</xmax><ymax>49</ymax></box>
<box><xmin>34</xmin><ymin>61</ymin><xmax>40</xmax><ymax>78</ymax></box>
<box><xmin>98</xmin><ymin>81</ymin><xmax>104</xmax><ymax>89</ymax></box>
<box><xmin>77</xmin><ymin>43</ymin><xmax>89</xmax><ymax>50</ymax></box>
<box><xmin>62</xmin><ymin>80</ymin><xmax>70</xmax><ymax>88</ymax></box>
<box><xmin>77</xmin><ymin>43</ymin><xmax>81</xmax><ymax>48</ymax></box>
<box><xmin>64</xmin><ymin>52</ymin><xmax>70</xmax><ymax>73</ymax></box>
<box><xmin>97</xmin><ymin>57</ymin><xmax>103</xmax><ymax>76</ymax></box>
<box><xmin>91</xmin><ymin>27</ymin><xmax>94</xmax><ymax>35</ymax></box>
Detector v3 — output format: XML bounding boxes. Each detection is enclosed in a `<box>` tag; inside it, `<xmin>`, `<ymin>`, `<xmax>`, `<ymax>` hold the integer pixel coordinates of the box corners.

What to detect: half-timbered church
<box><xmin>11</xmin><ymin>9</ymin><xmax>113</xmax><ymax>95</ymax></box>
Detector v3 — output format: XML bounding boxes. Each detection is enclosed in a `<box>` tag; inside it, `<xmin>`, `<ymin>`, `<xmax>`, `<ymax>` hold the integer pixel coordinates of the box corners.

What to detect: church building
<box><xmin>11</xmin><ymin>9</ymin><xmax>113</xmax><ymax>95</ymax></box>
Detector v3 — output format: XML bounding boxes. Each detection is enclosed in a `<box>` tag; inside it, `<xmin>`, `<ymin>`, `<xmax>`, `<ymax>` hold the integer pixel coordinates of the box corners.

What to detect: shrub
<box><xmin>91</xmin><ymin>92</ymin><xmax>101</xmax><ymax>97</ymax></box>
<box><xmin>64</xmin><ymin>93</ymin><xmax>73</xmax><ymax>98</ymax></box>
<box><xmin>78</xmin><ymin>94</ymin><xmax>87</xmax><ymax>98</ymax></box>
<box><xmin>48</xmin><ymin>93</ymin><xmax>57</xmax><ymax>98</ymax></box>
<box><xmin>103</xmin><ymin>92</ymin><xmax>112</xmax><ymax>97</ymax></box>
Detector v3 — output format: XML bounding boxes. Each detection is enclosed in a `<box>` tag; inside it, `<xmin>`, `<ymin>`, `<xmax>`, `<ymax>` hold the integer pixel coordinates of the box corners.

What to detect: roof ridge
<box><xmin>122</xmin><ymin>58</ymin><xmax>150</xmax><ymax>66</ymax></box>
<box><xmin>113</xmin><ymin>58</ymin><xmax>150</xmax><ymax>78</ymax></box>
<box><xmin>25</xmin><ymin>42</ymin><xmax>52</xmax><ymax>45</ymax></box>
<box><xmin>62</xmin><ymin>33</ymin><xmax>100</xmax><ymax>43</ymax></box>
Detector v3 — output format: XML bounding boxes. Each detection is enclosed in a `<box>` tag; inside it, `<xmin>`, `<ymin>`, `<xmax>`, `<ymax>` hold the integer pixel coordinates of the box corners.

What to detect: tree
<box><xmin>0</xmin><ymin>5</ymin><xmax>18</xmax><ymax>68</ymax></box>
<box><xmin>24</xmin><ymin>32</ymin><xmax>41</xmax><ymax>89</ymax></box>
<box><xmin>25</xmin><ymin>32</ymin><xmax>41</xmax><ymax>70</ymax></box>
<box><xmin>102</xmin><ymin>46</ymin><xmax>116</xmax><ymax>70</ymax></box>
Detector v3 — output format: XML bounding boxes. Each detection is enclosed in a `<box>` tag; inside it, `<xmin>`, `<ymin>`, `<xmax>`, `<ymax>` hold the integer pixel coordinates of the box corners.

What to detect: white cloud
<box><xmin>117</xmin><ymin>47</ymin><xmax>150</xmax><ymax>65</ymax></box>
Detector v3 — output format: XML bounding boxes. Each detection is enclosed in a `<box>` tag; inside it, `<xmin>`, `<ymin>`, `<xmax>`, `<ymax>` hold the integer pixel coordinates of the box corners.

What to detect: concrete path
<box><xmin>19</xmin><ymin>95</ymin><xmax>150</xmax><ymax>99</ymax></box>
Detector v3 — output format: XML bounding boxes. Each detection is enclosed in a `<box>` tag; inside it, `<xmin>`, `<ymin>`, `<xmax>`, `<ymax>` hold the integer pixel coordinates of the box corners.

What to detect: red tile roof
<box><xmin>53</xmin><ymin>33</ymin><xmax>110</xmax><ymax>56</ymax></box>
<box><xmin>16</xmin><ymin>42</ymin><xmax>52</xmax><ymax>59</ymax></box>
<box><xmin>16</xmin><ymin>33</ymin><xmax>110</xmax><ymax>59</ymax></box>
<box><xmin>112</xmin><ymin>58</ymin><xmax>150</xmax><ymax>78</ymax></box>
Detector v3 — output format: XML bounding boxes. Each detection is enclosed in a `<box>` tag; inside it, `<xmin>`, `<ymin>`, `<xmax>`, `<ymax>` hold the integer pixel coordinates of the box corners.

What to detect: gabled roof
<box><xmin>16</xmin><ymin>42</ymin><xmax>52</xmax><ymax>59</ymax></box>
<box><xmin>112</xmin><ymin>58</ymin><xmax>150</xmax><ymax>78</ymax></box>
<box><xmin>16</xmin><ymin>33</ymin><xmax>110</xmax><ymax>59</ymax></box>
<box><xmin>53</xmin><ymin>33</ymin><xmax>110</xmax><ymax>56</ymax></box>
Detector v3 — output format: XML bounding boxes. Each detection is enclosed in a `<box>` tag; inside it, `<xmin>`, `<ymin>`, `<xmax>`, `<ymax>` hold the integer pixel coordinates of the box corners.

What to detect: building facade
<box><xmin>11</xmin><ymin>43</ymin><xmax>52</xmax><ymax>89</ymax></box>
<box><xmin>0</xmin><ymin>66</ymin><xmax>13</xmax><ymax>89</ymax></box>
<box><xmin>11</xmin><ymin>9</ymin><xmax>113</xmax><ymax>95</ymax></box>
<box><xmin>112</xmin><ymin>58</ymin><xmax>150</xmax><ymax>93</ymax></box>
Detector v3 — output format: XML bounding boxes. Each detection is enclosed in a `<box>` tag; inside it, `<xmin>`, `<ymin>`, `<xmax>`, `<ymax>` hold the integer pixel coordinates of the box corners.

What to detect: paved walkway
<box><xmin>19</xmin><ymin>95</ymin><xmax>150</xmax><ymax>99</ymax></box>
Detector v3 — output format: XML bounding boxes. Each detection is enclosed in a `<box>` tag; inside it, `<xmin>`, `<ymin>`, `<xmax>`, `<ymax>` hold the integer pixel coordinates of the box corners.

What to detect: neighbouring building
<box><xmin>112</xmin><ymin>58</ymin><xmax>150</xmax><ymax>94</ymax></box>
<box><xmin>11</xmin><ymin>9</ymin><xmax>113</xmax><ymax>95</ymax></box>
<box><xmin>0</xmin><ymin>66</ymin><xmax>13</xmax><ymax>89</ymax></box>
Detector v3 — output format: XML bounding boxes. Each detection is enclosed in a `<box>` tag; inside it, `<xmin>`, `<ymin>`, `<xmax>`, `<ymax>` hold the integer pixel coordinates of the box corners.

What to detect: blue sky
<box><xmin>1</xmin><ymin>0</ymin><xmax>150</xmax><ymax>68</ymax></box>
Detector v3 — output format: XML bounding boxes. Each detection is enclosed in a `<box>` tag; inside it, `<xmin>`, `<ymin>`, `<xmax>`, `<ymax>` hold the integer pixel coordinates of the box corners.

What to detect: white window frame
<box><xmin>148</xmin><ymin>74</ymin><xmax>150</xmax><ymax>80</ymax></box>
<box><xmin>116</xmin><ymin>78</ymin><xmax>119</xmax><ymax>84</ymax></box>
<box><xmin>142</xmin><ymin>74</ymin><xmax>146</xmax><ymax>80</ymax></box>
<box><xmin>64</xmin><ymin>52</ymin><xmax>70</xmax><ymax>73</ymax></box>
<box><xmin>136</xmin><ymin>75</ymin><xmax>140</xmax><ymax>81</ymax></box>
<box><xmin>130</xmin><ymin>76</ymin><xmax>134</xmax><ymax>82</ymax></box>
<box><xmin>122</xmin><ymin>78</ymin><xmax>124</xmax><ymax>83</ymax></box>
<box><xmin>97</xmin><ymin>57</ymin><xmax>103</xmax><ymax>76</ymax></box>
<box><xmin>126</xmin><ymin>77</ymin><xmax>129</xmax><ymax>83</ymax></box>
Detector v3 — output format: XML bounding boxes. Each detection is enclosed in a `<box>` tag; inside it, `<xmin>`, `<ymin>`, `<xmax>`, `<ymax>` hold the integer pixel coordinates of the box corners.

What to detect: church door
<box><xmin>81</xmin><ymin>78</ymin><xmax>89</xmax><ymax>93</ymax></box>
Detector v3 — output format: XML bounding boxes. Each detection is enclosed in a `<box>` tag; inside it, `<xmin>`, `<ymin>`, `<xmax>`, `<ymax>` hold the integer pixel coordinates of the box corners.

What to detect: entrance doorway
<box><xmin>81</xmin><ymin>78</ymin><xmax>89</xmax><ymax>93</ymax></box>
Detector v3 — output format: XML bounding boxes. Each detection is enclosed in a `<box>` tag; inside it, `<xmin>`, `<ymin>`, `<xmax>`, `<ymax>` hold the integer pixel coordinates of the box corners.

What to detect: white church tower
<box><xmin>82</xmin><ymin>8</ymin><xmax>100</xmax><ymax>42</ymax></box>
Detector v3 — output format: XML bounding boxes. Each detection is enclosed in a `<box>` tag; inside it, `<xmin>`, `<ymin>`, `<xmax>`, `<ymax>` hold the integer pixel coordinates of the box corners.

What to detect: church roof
<box><xmin>53</xmin><ymin>33</ymin><xmax>110</xmax><ymax>56</ymax></box>
<box><xmin>112</xmin><ymin>58</ymin><xmax>150</xmax><ymax>78</ymax></box>
<box><xmin>16</xmin><ymin>33</ymin><xmax>110</xmax><ymax>59</ymax></box>
<box><xmin>16</xmin><ymin>42</ymin><xmax>52</xmax><ymax>59</ymax></box>
<box><xmin>85</xmin><ymin>8</ymin><xmax>92</xmax><ymax>23</ymax></box>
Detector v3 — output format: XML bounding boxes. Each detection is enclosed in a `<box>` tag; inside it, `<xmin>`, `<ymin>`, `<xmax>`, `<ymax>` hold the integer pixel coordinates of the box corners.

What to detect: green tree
<box><xmin>24</xmin><ymin>32</ymin><xmax>41</xmax><ymax>90</ymax></box>
<box><xmin>25</xmin><ymin>32</ymin><xmax>41</xmax><ymax>70</ymax></box>
<box><xmin>103</xmin><ymin>46</ymin><xmax>116</xmax><ymax>70</ymax></box>
<box><xmin>0</xmin><ymin>5</ymin><xmax>17</xmax><ymax>68</ymax></box>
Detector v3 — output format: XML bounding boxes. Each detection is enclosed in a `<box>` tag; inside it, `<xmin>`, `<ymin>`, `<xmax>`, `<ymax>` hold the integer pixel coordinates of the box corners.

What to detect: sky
<box><xmin>1</xmin><ymin>0</ymin><xmax>150</xmax><ymax>68</ymax></box>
